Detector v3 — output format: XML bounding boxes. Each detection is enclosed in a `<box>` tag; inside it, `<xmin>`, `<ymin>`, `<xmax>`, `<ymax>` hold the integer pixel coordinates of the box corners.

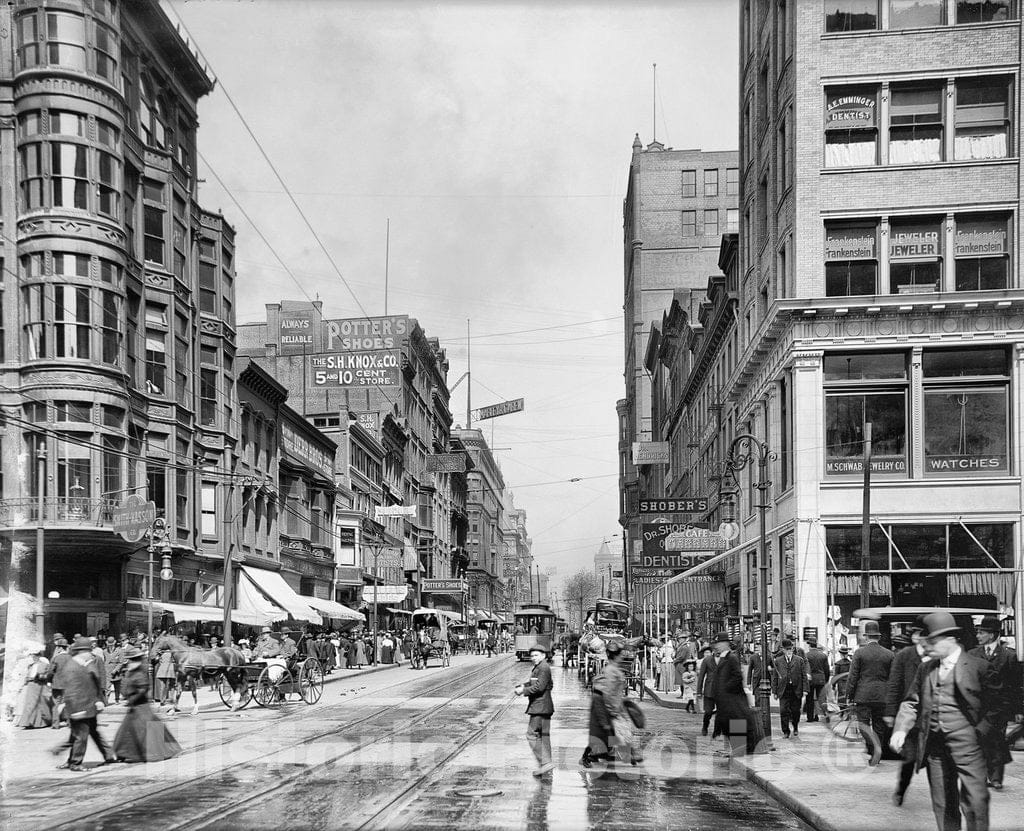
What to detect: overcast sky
<box><xmin>164</xmin><ymin>0</ymin><xmax>739</xmax><ymax>593</ymax></box>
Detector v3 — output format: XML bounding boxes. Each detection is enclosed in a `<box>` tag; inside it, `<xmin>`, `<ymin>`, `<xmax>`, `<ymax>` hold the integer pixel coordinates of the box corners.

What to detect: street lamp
<box><xmin>146</xmin><ymin>517</ymin><xmax>173</xmax><ymax>640</ymax></box>
<box><xmin>720</xmin><ymin>432</ymin><xmax>776</xmax><ymax>745</ymax></box>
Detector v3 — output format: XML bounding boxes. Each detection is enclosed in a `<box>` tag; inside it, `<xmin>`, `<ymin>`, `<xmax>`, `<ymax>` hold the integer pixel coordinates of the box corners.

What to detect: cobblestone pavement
<box><xmin>1</xmin><ymin>654</ymin><xmax>812</xmax><ymax>830</ymax></box>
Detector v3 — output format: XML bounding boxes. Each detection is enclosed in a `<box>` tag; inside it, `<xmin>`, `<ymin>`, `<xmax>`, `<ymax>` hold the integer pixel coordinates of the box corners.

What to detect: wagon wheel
<box><xmin>218</xmin><ymin>674</ymin><xmax>252</xmax><ymax>710</ymax></box>
<box><xmin>254</xmin><ymin>666</ymin><xmax>290</xmax><ymax>708</ymax></box>
<box><xmin>299</xmin><ymin>658</ymin><xmax>324</xmax><ymax>704</ymax></box>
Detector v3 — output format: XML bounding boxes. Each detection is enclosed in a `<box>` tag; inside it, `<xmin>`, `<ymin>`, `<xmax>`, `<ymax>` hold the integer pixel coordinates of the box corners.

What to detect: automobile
<box><xmin>852</xmin><ymin>606</ymin><xmax>1001</xmax><ymax>651</ymax></box>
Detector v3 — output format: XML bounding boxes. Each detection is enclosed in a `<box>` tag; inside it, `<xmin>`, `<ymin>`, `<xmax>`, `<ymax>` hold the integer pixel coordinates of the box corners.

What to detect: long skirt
<box><xmin>584</xmin><ymin>693</ymin><xmax>615</xmax><ymax>759</ymax></box>
<box><xmin>113</xmin><ymin>703</ymin><xmax>182</xmax><ymax>763</ymax></box>
<box><xmin>16</xmin><ymin>682</ymin><xmax>54</xmax><ymax>728</ymax></box>
<box><xmin>658</xmin><ymin>663</ymin><xmax>675</xmax><ymax>693</ymax></box>
<box><xmin>381</xmin><ymin>645</ymin><xmax>393</xmax><ymax>664</ymax></box>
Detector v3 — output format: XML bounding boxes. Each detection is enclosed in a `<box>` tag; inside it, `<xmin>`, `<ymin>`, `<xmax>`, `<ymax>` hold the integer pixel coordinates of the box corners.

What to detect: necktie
<box><xmin>939</xmin><ymin>660</ymin><xmax>953</xmax><ymax>682</ymax></box>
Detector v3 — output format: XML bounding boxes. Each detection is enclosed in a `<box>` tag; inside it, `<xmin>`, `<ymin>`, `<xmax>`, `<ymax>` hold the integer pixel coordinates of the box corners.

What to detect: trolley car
<box><xmin>513</xmin><ymin>603</ymin><xmax>556</xmax><ymax>660</ymax></box>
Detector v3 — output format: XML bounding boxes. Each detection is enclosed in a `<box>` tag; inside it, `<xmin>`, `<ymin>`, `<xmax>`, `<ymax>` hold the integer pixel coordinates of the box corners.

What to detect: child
<box><xmin>679</xmin><ymin>659</ymin><xmax>698</xmax><ymax>713</ymax></box>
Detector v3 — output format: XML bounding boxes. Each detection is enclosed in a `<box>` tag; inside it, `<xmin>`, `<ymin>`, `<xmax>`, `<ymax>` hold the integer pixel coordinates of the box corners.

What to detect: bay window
<box><xmin>93</xmin><ymin>20</ymin><xmax>117</xmax><ymax>83</ymax></box>
<box><xmin>50</xmin><ymin>143</ymin><xmax>88</xmax><ymax>209</ymax></box>
<box><xmin>955</xmin><ymin>76</ymin><xmax>1011</xmax><ymax>160</ymax></box>
<box><xmin>98</xmin><ymin>152</ymin><xmax>120</xmax><ymax>217</ymax></box>
<box><xmin>923</xmin><ymin>348</ymin><xmax>1009</xmax><ymax>476</ymax></box>
<box><xmin>825</xmin><ymin>222</ymin><xmax>878</xmax><ymax>295</ymax></box>
<box><xmin>824</xmin><ymin>352</ymin><xmax>907</xmax><ymax>476</ymax></box>
<box><xmin>53</xmin><ymin>285</ymin><xmax>90</xmax><ymax>359</ymax></box>
<box><xmin>44</xmin><ymin>12</ymin><xmax>86</xmax><ymax>71</ymax></box>
<box><xmin>889</xmin><ymin>217</ymin><xmax>942</xmax><ymax>293</ymax></box>
<box><xmin>200</xmin><ymin>368</ymin><xmax>217</xmax><ymax>426</ymax></box>
<box><xmin>57</xmin><ymin>436</ymin><xmax>91</xmax><ymax>507</ymax></box>
<box><xmin>102</xmin><ymin>436</ymin><xmax>122</xmax><ymax>504</ymax></box>
<box><xmin>100</xmin><ymin>290</ymin><xmax>120</xmax><ymax>364</ymax></box>
<box><xmin>889</xmin><ymin>84</ymin><xmax>944</xmax><ymax>164</ymax></box>
<box><xmin>22</xmin><ymin>284</ymin><xmax>46</xmax><ymax>359</ymax></box>
<box><xmin>954</xmin><ymin>213</ymin><xmax>1010</xmax><ymax>290</ymax></box>
<box><xmin>18</xmin><ymin>144</ymin><xmax>44</xmax><ymax>210</ymax></box>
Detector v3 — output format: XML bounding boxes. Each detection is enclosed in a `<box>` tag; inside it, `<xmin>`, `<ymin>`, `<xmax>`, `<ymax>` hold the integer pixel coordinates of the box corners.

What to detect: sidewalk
<box><xmin>644</xmin><ymin>686</ymin><xmax>1022</xmax><ymax>831</ymax></box>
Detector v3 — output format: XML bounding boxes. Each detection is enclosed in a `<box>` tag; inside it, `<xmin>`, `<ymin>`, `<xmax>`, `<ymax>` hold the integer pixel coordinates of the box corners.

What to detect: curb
<box><xmin>734</xmin><ymin>758</ymin><xmax>839</xmax><ymax>831</ymax></box>
<box><xmin>642</xmin><ymin>684</ymin><xmax>690</xmax><ymax>710</ymax></box>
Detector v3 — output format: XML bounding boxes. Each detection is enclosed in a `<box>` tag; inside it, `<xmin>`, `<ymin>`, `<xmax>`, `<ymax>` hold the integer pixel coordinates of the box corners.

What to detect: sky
<box><xmin>163</xmin><ymin>0</ymin><xmax>739</xmax><ymax>593</ymax></box>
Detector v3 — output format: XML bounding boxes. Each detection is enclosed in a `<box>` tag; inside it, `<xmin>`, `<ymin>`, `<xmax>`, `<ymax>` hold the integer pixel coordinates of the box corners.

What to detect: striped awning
<box><xmin>665</xmin><ymin>575</ymin><xmax>727</xmax><ymax>609</ymax></box>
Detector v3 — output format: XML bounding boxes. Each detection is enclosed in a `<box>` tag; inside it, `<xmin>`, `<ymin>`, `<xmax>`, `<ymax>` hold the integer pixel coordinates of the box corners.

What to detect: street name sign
<box><xmin>477</xmin><ymin>398</ymin><xmax>525</xmax><ymax>420</ymax></box>
<box><xmin>374</xmin><ymin>505</ymin><xmax>416</xmax><ymax>520</ymax></box>
<box><xmin>113</xmin><ymin>495</ymin><xmax>156</xmax><ymax>543</ymax></box>
<box><xmin>426</xmin><ymin>454</ymin><xmax>466</xmax><ymax>473</ymax></box>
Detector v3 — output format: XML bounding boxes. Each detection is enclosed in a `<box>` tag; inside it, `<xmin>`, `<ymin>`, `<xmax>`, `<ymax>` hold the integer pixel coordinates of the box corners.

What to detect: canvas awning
<box><xmin>411</xmin><ymin>607</ymin><xmax>463</xmax><ymax>622</ymax></box>
<box><xmin>303</xmin><ymin>595</ymin><xmax>363</xmax><ymax>621</ymax></box>
<box><xmin>238</xmin><ymin>566</ymin><xmax>321</xmax><ymax>624</ymax></box>
<box><xmin>232</xmin><ymin>577</ymin><xmax>288</xmax><ymax>625</ymax></box>
<box><xmin>665</xmin><ymin>576</ymin><xmax>727</xmax><ymax>609</ymax></box>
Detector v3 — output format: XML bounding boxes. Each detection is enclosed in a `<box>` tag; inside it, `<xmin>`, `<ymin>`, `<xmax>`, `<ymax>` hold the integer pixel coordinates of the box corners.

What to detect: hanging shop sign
<box><xmin>639</xmin><ymin>521</ymin><xmax>709</xmax><ymax>560</ymax></box>
<box><xmin>355</xmin><ymin>412</ymin><xmax>380</xmax><ymax>436</ymax></box>
<box><xmin>422</xmin><ymin>579</ymin><xmax>467</xmax><ymax>594</ymax></box>
<box><xmin>639</xmin><ymin>497</ymin><xmax>708</xmax><ymax>515</ymax></box>
<box><xmin>664</xmin><ymin>529</ymin><xmax>728</xmax><ymax>552</ymax></box>
<box><xmin>825</xmin><ymin>93</ymin><xmax>876</xmax><ymax>129</ymax></box>
<box><xmin>113</xmin><ymin>495</ymin><xmax>157</xmax><ymax>543</ymax></box>
<box><xmin>361</xmin><ymin>585</ymin><xmax>409</xmax><ymax>604</ymax></box>
<box><xmin>281</xmin><ymin>422</ymin><xmax>333</xmax><ymax>477</ymax></box>
<box><xmin>426</xmin><ymin>453</ymin><xmax>466</xmax><ymax>473</ymax></box>
<box><xmin>310</xmin><ymin>350</ymin><xmax>401</xmax><ymax>388</ymax></box>
<box><xmin>632</xmin><ymin>442</ymin><xmax>670</xmax><ymax>465</ymax></box>
<box><xmin>374</xmin><ymin>505</ymin><xmax>416</xmax><ymax>520</ymax></box>
<box><xmin>477</xmin><ymin>398</ymin><xmax>525</xmax><ymax>421</ymax></box>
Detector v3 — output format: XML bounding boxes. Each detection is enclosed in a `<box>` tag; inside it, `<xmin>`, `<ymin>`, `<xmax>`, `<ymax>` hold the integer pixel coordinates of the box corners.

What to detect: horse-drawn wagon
<box><xmin>217</xmin><ymin>654</ymin><xmax>324</xmax><ymax>709</ymax></box>
<box><xmin>409</xmin><ymin>607</ymin><xmax>459</xmax><ymax>669</ymax></box>
<box><xmin>577</xmin><ymin>597</ymin><xmax>630</xmax><ymax>687</ymax></box>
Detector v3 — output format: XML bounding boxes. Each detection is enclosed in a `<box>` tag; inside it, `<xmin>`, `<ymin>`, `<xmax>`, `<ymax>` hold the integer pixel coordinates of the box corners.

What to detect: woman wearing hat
<box><xmin>15</xmin><ymin>644</ymin><xmax>54</xmax><ymax>729</ymax></box>
<box><xmin>679</xmin><ymin>659</ymin><xmax>698</xmax><ymax>713</ymax></box>
<box><xmin>112</xmin><ymin>646</ymin><xmax>181</xmax><ymax>763</ymax></box>
<box><xmin>581</xmin><ymin>639</ymin><xmax>642</xmax><ymax>767</ymax></box>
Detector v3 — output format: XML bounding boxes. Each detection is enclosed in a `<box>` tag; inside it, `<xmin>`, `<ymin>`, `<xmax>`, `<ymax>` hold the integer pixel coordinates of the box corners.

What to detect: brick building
<box><xmin>665</xmin><ymin>0</ymin><xmax>1023</xmax><ymax>647</ymax></box>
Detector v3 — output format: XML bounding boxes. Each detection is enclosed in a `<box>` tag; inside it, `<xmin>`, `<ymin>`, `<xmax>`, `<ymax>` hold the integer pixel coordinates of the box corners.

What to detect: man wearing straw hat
<box><xmin>892</xmin><ymin>611</ymin><xmax>1000</xmax><ymax>831</ymax></box>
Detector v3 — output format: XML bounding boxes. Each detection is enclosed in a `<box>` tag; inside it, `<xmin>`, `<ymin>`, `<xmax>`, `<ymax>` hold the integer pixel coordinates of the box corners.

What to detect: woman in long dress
<box><xmin>113</xmin><ymin>648</ymin><xmax>181</xmax><ymax>763</ymax></box>
<box><xmin>658</xmin><ymin>636</ymin><xmax>676</xmax><ymax>693</ymax></box>
<box><xmin>353</xmin><ymin>634</ymin><xmax>367</xmax><ymax>668</ymax></box>
<box><xmin>16</xmin><ymin>647</ymin><xmax>54</xmax><ymax>729</ymax></box>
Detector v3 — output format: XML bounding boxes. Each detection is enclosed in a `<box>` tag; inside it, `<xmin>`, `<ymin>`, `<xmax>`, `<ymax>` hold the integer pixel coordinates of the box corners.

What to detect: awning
<box><xmin>387</xmin><ymin>607</ymin><xmax>413</xmax><ymax>615</ymax></box>
<box><xmin>303</xmin><ymin>595</ymin><xmax>363</xmax><ymax>621</ymax></box>
<box><xmin>238</xmin><ymin>566</ymin><xmax>321</xmax><ymax>624</ymax></box>
<box><xmin>411</xmin><ymin>607</ymin><xmax>463</xmax><ymax>622</ymax></box>
<box><xmin>665</xmin><ymin>576</ymin><xmax>727</xmax><ymax>609</ymax></box>
<box><xmin>232</xmin><ymin>577</ymin><xmax>288</xmax><ymax>625</ymax></box>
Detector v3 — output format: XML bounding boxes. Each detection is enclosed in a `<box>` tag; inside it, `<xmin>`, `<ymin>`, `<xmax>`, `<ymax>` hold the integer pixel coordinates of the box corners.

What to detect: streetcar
<box><xmin>513</xmin><ymin>603</ymin><xmax>556</xmax><ymax>660</ymax></box>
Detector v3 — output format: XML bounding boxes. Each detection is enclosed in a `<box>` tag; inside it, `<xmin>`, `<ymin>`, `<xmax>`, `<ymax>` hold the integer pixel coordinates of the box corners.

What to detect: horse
<box><xmin>152</xmin><ymin>634</ymin><xmax>248</xmax><ymax>715</ymax></box>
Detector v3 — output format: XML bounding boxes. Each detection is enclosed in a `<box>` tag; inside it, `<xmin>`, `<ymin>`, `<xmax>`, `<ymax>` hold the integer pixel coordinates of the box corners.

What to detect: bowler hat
<box><xmin>70</xmin><ymin>636</ymin><xmax>94</xmax><ymax>653</ymax></box>
<box><xmin>712</xmin><ymin>631</ymin><xmax>732</xmax><ymax>645</ymax></box>
<box><xmin>909</xmin><ymin>615</ymin><xmax>927</xmax><ymax>633</ymax></box>
<box><xmin>922</xmin><ymin>611</ymin><xmax>960</xmax><ymax>639</ymax></box>
<box><xmin>780</xmin><ymin>638</ymin><xmax>794</xmax><ymax>649</ymax></box>
<box><xmin>978</xmin><ymin>615</ymin><xmax>1002</xmax><ymax>635</ymax></box>
<box><xmin>862</xmin><ymin>620</ymin><xmax>881</xmax><ymax>637</ymax></box>
<box><xmin>837</xmin><ymin>644</ymin><xmax>851</xmax><ymax>653</ymax></box>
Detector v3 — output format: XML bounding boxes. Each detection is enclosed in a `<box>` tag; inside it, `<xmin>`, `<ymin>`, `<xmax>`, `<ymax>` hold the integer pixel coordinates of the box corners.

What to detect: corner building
<box><xmin>0</xmin><ymin>1</ymin><xmax>243</xmax><ymax>637</ymax></box>
<box><xmin>693</xmin><ymin>0</ymin><xmax>1024</xmax><ymax>646</ymax></box>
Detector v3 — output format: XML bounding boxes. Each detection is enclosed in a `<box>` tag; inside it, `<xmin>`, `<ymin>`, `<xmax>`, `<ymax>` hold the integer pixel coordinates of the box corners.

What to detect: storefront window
<box><xmin>824</xmin><ymin>351</ymin><xmax>907</xmax><ymax>381</ymax></box>
<box><xmin>825</xmin><ymin>525</ymin><xmax>889</xmax><ymax>570</ymax></box>
<box><xmin>889</xmin><ymin>85</ymin><xmax>943</xmax><ymax>164</ymax></box>
<box><xmin>955</xmin><ymin>77</ymin><xmax>1011</xmax><ymax>160</ymax></box>
<box><xmin>825</xmin><ymin>88</ymin><xmax>878</xmax><ymax>167</ymax></box>
<box><xmin>825</xmin><ymin>222</ymin><xmax>878</xmax><ymax>295</ymax></box>
<box><xmin>890</xmin><ymin>0</ymin><xmax>944</xmax><ymax>27</ymax></box>
<box><xmin>949</xmin><ymin>523</ymin><xmax>1013</xmax><ymax>568</ymax></box>
<box><xmin>825</xmin><ymin>392</ymin><xmax>907</xmax><ymax>474</ymax></box>
<box><xmin>825</xmin><ymin>0</ymin><xmax>878</xmax><ymax>31</ymax></box>
<box><xmin>889</xmin><ymin>218</ymin><xmax>942</xmax><ymax>293</ymax></box>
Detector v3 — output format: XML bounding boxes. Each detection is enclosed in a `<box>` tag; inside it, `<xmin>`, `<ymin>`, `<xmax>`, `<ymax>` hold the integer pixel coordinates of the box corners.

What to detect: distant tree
<box><xmin>562</xmin><ymin>569</ymin><xmax>599</xmax><ymax>630</ymax></box>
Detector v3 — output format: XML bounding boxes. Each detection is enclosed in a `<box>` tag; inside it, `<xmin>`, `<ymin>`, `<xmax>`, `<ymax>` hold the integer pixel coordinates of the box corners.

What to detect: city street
<box><xmin>2</xmin><ymin>654</ymin><xmax>810</xmax><ymax>831</ymax></box>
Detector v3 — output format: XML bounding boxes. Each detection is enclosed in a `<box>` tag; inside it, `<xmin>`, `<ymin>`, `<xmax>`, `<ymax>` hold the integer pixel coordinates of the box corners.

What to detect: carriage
<box><xmin>409</xmin><ymin>607</ymin><xmax>458</xmax><ymax>669</ymax></box>
<box><xmin>513</xmin><ymin>603</ymin><xmax>556</xmax><ymax>660</ymax></box>
<box><xmin>578</xmin><ymin>597</ymin><xmax>630</xmax><ymax>687</ymax></box>
<box><xmin>217</xmin><ymin>652</ymin><xmax>324</xmax><ymax>709</ymax></box>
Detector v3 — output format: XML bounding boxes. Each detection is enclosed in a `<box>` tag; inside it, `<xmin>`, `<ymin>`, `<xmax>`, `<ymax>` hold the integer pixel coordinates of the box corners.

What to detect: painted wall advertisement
<box><xmin>308</xmin><ymin>316</ymin><xmax>408</xmax><ymax>388</ymax></box>
<box><xmin>278</xmin><ymin>309</ymin><xmax>317</xmax><ymax>354</ymax></box>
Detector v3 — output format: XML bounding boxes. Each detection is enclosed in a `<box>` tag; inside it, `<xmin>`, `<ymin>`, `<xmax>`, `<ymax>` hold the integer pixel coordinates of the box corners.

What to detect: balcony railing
<box><xmin>0</xmin><ymin>497</ymin><xmax>119</xmax><ymax>528</ymax></box>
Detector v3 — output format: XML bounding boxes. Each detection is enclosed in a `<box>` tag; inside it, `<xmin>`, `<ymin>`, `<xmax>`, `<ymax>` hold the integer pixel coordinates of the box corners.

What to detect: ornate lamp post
<box><xmin>719</xmin><ymin>433</ymin><xmax>775</xmax><ymax>745</ymax></box>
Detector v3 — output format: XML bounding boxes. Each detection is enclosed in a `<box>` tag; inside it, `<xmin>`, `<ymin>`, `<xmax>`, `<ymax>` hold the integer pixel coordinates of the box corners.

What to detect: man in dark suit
<box><xmin>58</xmin><ymin>637</ymin><xmax>116</xmax><ymax>771</ymax></box>
<box><xmin>833</xmin><ymin>644</ymin><xmax>852</xmax><ymax>704</ymax></box>
<box><xmin>968</xmin><ymin>615</ymin><xmax>1021</xmax><ymax>790</ymax></box>
<box><xmin>771</xmin><ymin>638</ymin><xmax>807</xmax><ymax>738</ymax></box>
<box><xmin>885</xmin><ymin>618</ymin><xmax>927</xmax><ymax>806</ymax></box>
<box><xmin>892</xmin><ymin>611</ymin><xmax>1001</xmax><ymax>831</ymax></box>
<box><xmin>697</xmin><ymin>646</ymin><xmax>718</xmax><ymax>737</ymax></box>
<box><xmin>515</xmin><ymin>644</ymin><xmax>554</xmax><ymax>777</ymax></box>
<box><xmin>804</xmin><ymin>638</ymin><xmax>831</xmax><ymax>722</ymax></box>
<box><xmin>847</xmin><ymin>620</ymin><xmax>894</xmax><ymax>759</ymax></box>
<box><xmin>711</xmin><ymin>632</ymin><xmax>766</xmax><ymax>754</ymax></box>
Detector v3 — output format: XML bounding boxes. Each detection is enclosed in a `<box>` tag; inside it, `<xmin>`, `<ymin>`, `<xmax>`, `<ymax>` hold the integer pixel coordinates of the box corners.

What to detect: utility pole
<box><xmin>860</xmin><ymin>422</ymin><xmax>872</xmax><ymax>609</ymax></box>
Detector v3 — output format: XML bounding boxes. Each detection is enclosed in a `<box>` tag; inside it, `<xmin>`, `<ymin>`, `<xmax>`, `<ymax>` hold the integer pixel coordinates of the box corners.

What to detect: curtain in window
<box><xmin>955</xmin><ymin>132</ymin><xmax>1008</xmax><ymax>160</ymax></box>
<box><xmin>889</xmin><ymin>138</ymin><xmax>941</xmax><ymax>164</ymax></box>
<box><xmin>825</xmin><ymin>140</ymin><xmax>876</xmax><ymax>167</ymax></box>
<box><xmin>948</xmin><ymin>572</ymin><xmax>1015</xmax><ymax>607</ymax></box>
<box><xmin>827</xmin><ymin>574</ymin><xmax>892</xmax><ymax>595</ymax></box>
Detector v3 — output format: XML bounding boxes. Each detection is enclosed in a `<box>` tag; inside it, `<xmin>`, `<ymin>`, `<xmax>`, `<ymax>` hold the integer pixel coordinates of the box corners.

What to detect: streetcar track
<box><xmin>44</xmin><ymin>658</ymin><xmax>516</xmax><ymax>831</ymax></box>
<box><xmin>183</xmin><ymin>663</ymin><xmax>518</xmax><ymax>831</ymax></box>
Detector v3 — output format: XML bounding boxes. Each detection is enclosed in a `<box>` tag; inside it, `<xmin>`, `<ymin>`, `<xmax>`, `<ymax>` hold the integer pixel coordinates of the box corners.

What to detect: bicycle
<box><xmin>823</xmin><ymin>672</ymin><xmax>882</xmax><ymax>766</ymax></box>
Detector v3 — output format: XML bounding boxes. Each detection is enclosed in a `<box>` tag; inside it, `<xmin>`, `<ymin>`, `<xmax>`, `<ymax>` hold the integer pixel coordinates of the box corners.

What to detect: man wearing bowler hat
<box><xmin>885</xmin><ymin>615</ymin><xmax>928</xmax><ymax>806</ymax></box>
<box><xmin>58</xmin><ymin>637</ymin><xmax>116</xmax><ymax>771</ymax></box>
<box><xmin>892</xmin><ymin>611</ymin><xmax>1001</xmax><ymax>831</ymax></box>
<box><xmin>847</xmin><ymin>619</ymin><xmax>894</xmax><ymax>761</ymax></box>
<box><xmin>968</xmin><ymin>615</ymin><xmax>1021</xmax><ymax>790</ymax></box>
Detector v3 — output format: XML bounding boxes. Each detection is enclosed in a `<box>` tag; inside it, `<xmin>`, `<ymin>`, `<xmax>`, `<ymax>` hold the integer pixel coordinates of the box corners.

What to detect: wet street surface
<box><xmin>1</xmin><ymin>654</ymin><xmax>812</xmax><ymax>830</ymax></box>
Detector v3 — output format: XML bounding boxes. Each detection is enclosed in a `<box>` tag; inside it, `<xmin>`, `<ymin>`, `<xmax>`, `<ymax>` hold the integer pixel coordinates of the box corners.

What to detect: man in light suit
<box><xmin>891</xmin><ymin>611</ymin><xmax>1001</xmax><ymax>831</ymax></box>
<box><xmin>968</xmin><ymin>615</ymin><xmax>1021</xmax><ymax>790</ymax></box>
<box><xmin>772</xmin><ymin>638</ymin><xmax>807</xmax><ymax>738</ymax></box>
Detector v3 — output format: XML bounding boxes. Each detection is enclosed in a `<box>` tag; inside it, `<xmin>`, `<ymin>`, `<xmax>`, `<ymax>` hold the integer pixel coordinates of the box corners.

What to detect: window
<box><xmin>55</xmin><ymin>401</ymin><xmax>90</xmax><ymax>422</ymax></box>
<box><xmin>726</xmin><ymin>208</ymin><xmax>739</xmax><ymax>233</ymax></box>
<box><xmin>825</xmin><ymin>0</ymin><xmax>878</xmax><ymax>31</ymax></box>
<box><xmin>201</xmin><ymin>582</ymin><xmax>224</xmax><ymax>606</ymax></box>
<box><xmin>703</xmin><ymin>209</ymin><xmax>719</xmax><ymax>237</ymax></box>
<box><xmin>52</xmin><ymin>252</ymin><xmax>89</xmax><ymax>278</ymax></box>
<box><xmin>954</xmin><ymin>213</ymin><xmax>1010</xmax><ymax>290</ymax></box>
<box><xmin>102</xmin><ymin>436</ymin><xmax>121</xmax><ymax>504</ymax></box>
<box><xmin>778</xmin><ymin>114</ymin><xmax>788</xmax><ymax>190</ymax></box>
<box><xmin>726</xmin><ymin>167</ymin><xmax>739</xmax><ymax>196</ymax></box>
<box><xmin>825</xmin><ymin>87</ymin><xmax>878</xmax><ymax>167</ymax></box>
<box><xmin>955</xmin><ymin>76</ymin><xmax>1011</xmax><ymax>160</ymax></box>
<box><xmin>890</xmin><ymin>0</ymin><xmax>944</xmax><ymax>27</ymax></box>
<box><xmin>93</xmin><ymin>19</ymin><xmax>117</xmax><ymax>83</ymax></box>
<box><xmin>198</xmin><ymin>262</ymin><xmax>217</xmax><ymax>313</ymax></box>
<box><xmin>144</xmin><ymin>206</ymin><xmax>164</xmax><ymax>265</ymax></box>
<box><xmin>172</xmin><ymin>194</ymin><xmax>187</xmax><ymax>279</ymax></box>
<box><xmin>889</xmin><ymin>84</ymin><xmax>943</xmax><ymax>164</ymax></box>
<box><xmin>888</xmin><ymin>217</ymin><xmax>942</xmax><ymax>293</ymax></box>
<box><xmin>200</xmin><ymin>368</ymin><xmax>217</xmax><ymax>426</ymax></box>
<box><xmin>50</xmin><ymin>143</ymin><xmax>88</xmax><ymax>209</ymax></box>
<box><xmin>57</xmin><ymin>436</ymin><xmax>91</xmax><ymax>504</ymax></box>
<box><xmin>824</xmin><ymin>352</ymin><xmax>908</xmax><ymax>476</ymax></box>
<box><xmin>201</xmin><ymin>483</ymin><xmax>217</xmax><ymax>536</ymax></box>
<box><xmin>54</xmin><ymin>286</ymin><xmax>90</xmax><ymax>358</ymax></box>
<box><xmin>923</xmin><ymin>348</ymin><xmax>1008</xmax><ymax>476</ymax></box>
<box><xmin>98</xmin><ymin>152</ymin><xmax>119</xmax><ymax>217</ymax></box>
<box><xmin>147</xmin><ymin>463</ymin><xmax>166</xmax><ymax>515</ymax></box>
<box><xmin>127</xmin><ymin>573</ymin><xmax>149</xmax><ymax>599</ymax></box>
<box><xmin>145</xmin><ymin>329</ymin><xmax>165</xmax><ymax>394</ymax></box>
<box><xmin>704</xmin><ymin>169</ymin><xmax>718</xmax><ymax>197</ymax></box>
<box><xmin>51</xmin><ymin>111</ymin><xmax>86</xmax><ymax>137</ymax></box>
<box><xmin>956</xmin><ymin>0</ymin><xmax>1013</xmax><ymax>23</ymax></box>
<box><xmin>45</xmin><ymin>12</ymin><xmax>87</xmax><ymax>71</ymax></box>
<box><xmin>682</xmin><ymin>210</ymin><xmax>696</xmax><ymax>237</ymax></box>
<box><xmin>825</xmin><ymin>222</ymin><xmax>878</xmax><ymax>295</ymax></box>
<box><xmin>681</xmin><ymin>170</ymin><xmax>696</xmax><ymax>198</ymax></box>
